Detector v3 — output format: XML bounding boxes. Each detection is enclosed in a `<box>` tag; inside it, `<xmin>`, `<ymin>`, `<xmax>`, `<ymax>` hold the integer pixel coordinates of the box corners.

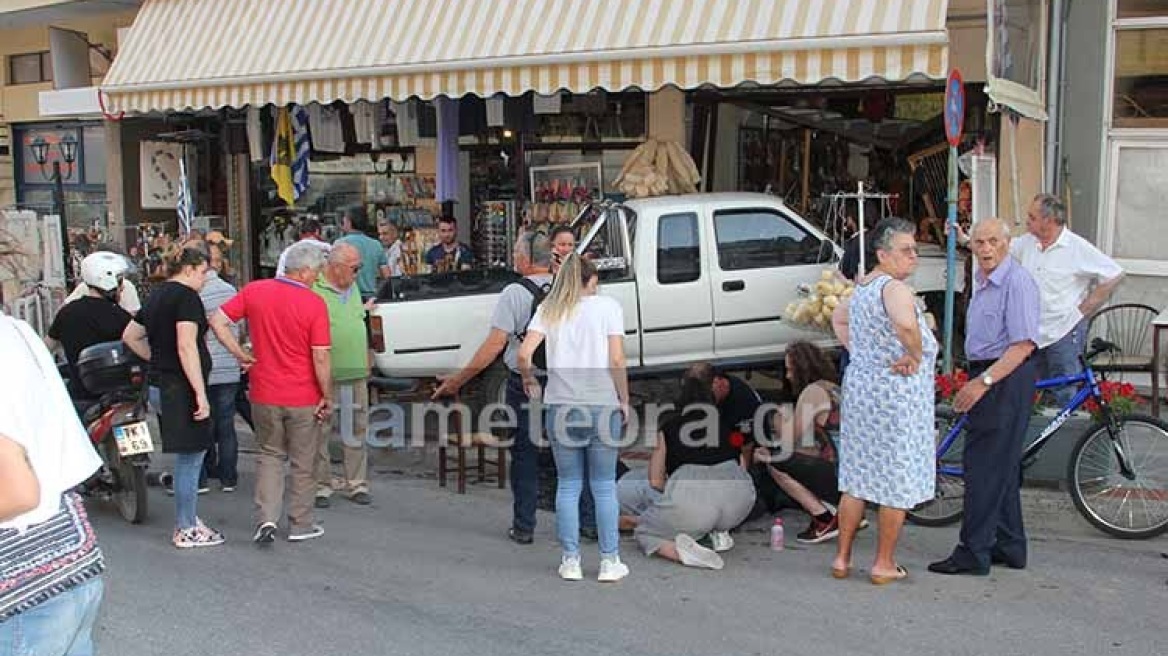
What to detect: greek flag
<box><xmin>177</xmin><ymin>154</ymin><xmax>194</xmax><ymax>237</ymax></box>
<box><xmin>291</xmin><ymin>104</ymin><xmax>310</xmax><ymax>200</ymax></box>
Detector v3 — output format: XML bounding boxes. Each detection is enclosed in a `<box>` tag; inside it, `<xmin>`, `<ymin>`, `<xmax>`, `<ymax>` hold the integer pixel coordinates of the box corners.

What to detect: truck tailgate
<box><xmin>372</xmin><ymin>294</ymin><xmax>499</xmax><ymax>378</ymax></box>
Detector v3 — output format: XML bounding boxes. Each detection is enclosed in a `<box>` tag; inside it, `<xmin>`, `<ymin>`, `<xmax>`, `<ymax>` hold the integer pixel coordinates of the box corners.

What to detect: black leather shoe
<box><xmin>508</xmin><ymin>528</ymin><xmax>533</xmax><ymax>545</ymax></box>
<box><xmin>927</xmin><ymin>558</ymin><xmax>990</xmax><ymax>576</ymax></box>
<box><xmin>991</xmin><ymin>552</ymin><xmax>1026</xmax><ymax>569</ymax></box>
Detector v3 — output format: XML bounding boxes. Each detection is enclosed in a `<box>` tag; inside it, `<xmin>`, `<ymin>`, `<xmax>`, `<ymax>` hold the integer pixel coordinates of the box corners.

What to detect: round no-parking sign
<box><xmin>945</xmin><ymin>69</ymin><xmax>965</xmax><ymax>147</ymax></box>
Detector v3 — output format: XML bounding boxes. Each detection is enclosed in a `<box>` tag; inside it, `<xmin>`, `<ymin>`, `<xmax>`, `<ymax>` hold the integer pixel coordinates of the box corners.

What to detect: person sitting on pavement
<box><xmin>46</xmin><ymin>251</ymin><xmax>135</xmax><ymax>400</ymax></box>
<box><xmin>752</xmin><ymin>341</ymin><xmax>867</xmax><ymax>545</ymax></box>
<box><xmin>424</xmin><ymin>216</ymin><xmax>475</xmax><ymax>272</ymax></box>
<box><xmin>618</xmin><ymin>375</ymin><xmax>757</xmax><ymax>570</ymax></box>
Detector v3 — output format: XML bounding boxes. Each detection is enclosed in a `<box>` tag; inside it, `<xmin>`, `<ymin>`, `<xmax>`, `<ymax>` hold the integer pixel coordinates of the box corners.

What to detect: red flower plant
<box><xmin>935</xmin><ymin>369</ymin><xmax>969</xmax><ymax>405</ymax></box>
<box><xmin>1082</xmin><ymin>380</ymin><xmax>1142</xmax><ymax>420</ymax></box>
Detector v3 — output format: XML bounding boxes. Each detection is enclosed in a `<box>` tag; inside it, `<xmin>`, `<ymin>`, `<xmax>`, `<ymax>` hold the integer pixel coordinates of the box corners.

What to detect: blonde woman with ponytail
<box><xmin>518</xmin><ymin>253</ymin><xmax>630</xmax><ymax>583</ymax></box>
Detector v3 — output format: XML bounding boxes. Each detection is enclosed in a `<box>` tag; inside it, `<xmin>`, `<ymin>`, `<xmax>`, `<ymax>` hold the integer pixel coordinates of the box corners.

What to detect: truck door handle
<box><xmin>722</xmin><ymin>280</ymin><xmax>745</xmax><ymax>292</ymax></box>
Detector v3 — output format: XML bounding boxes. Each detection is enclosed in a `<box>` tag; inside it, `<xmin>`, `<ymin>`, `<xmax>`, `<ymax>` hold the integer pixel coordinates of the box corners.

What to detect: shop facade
<box><xmin>1060</xmin><ymin>0</ymin><xmax>1168</xmax><ymax>309</ymax></box>
<box><xmin>98</xmin><ymin>0</ymin><xmax>1029</xmax><ymax>285</ymax></box>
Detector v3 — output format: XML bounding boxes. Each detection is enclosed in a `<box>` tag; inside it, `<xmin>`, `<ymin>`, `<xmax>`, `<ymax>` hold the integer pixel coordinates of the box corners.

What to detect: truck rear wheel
<box><xmin>464</xmin><ymin>363</ymin><xmax>511</xmax><ymax>437</ymax></box>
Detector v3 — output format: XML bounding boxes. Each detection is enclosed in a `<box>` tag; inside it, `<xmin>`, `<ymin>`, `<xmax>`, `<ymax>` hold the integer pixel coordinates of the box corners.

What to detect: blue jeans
<box><xmin>0</xmin><ymin>578</ymin><xmax>103</xmax><ymax>656</ymax></box>
<box><xmin>203</xmin><ymin>383</ymin><xmax>240</xmax><ymax>486</ymax></box>
<box><xmin>506</xmin><ymin>375</ymin><xmax>595</xmax><ymax>533</ymax></box>
<box><xmin>545</xmin><ymin>404</ymin><xmax>622</xmax><ymax>558</ymax></box>
<box><xmin>1039</xmin><ymin>319</ymin><xmax>1086</xmax><ymax>407</ymax></box>
<box><xmin>174</xmin><ymin>451</ymin><xmax>206</xmax><ymax>530</ymax></box>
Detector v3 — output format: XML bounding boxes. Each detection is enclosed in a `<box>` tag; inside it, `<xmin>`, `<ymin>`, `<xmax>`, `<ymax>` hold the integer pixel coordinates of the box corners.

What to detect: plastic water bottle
<box><xmin>770</xmin><ymin>517</ymin><xmax>785</xmax><ymax>551</ymax></box>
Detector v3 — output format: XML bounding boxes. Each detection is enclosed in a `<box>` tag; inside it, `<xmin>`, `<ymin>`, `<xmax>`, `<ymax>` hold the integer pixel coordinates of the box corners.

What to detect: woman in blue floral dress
<box><xmin>830</xmin><ymin>218</ymin><xmax>937</xmax><ymax>585</ymax></box>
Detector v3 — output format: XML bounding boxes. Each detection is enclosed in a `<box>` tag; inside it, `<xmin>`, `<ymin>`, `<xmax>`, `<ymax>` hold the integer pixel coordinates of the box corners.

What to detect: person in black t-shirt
<box><xmin>122</xmin><ymin>244</ymin><xmax>223</xmax><ymax>549</ymax></box>
<box><xmin>45</xmin><ymin>252</ymin><xmax>134</xmax><ymax>399</ymax></box>
<box><xmin>616</xmin><ymin>374</ymin><xmax>757</xmax><ymax>570</ymax></box>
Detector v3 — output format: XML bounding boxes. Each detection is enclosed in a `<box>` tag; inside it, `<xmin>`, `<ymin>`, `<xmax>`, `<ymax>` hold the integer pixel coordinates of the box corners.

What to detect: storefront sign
<box><xmin>944</xmin><ymin>69</ymin><xmax>965</xmax><ymax>147</ymax></box>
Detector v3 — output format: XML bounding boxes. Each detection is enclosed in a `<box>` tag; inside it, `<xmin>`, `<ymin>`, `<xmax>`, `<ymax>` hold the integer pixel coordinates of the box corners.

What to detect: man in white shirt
<box><xmin>1010</xmin><ymin>194</ymin><xmax>1124</xmax><ymax>405</ymax></box>
<box><xmin>276</xmin><ymin>219</ymin><xmax>331</xmax><ymax>277</ymax></box>
<box><xmin>378</xmin><ymin>221</ymin><xmax>404</xmax><ymax>277</ymax></box>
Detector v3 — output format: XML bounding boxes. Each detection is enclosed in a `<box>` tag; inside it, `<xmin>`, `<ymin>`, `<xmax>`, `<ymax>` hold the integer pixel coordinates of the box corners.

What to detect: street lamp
<box><xmin>30</xmin><ymin>132</ymin><xmax>78</xmax><ymax>286</ymax></box>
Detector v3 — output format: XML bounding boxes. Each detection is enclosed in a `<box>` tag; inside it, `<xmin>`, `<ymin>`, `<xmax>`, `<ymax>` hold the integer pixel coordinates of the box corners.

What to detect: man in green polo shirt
<box><xmin>312</xmin><ymin>242</ymin><xmax>373</xmax><ymax>507</ymax></box>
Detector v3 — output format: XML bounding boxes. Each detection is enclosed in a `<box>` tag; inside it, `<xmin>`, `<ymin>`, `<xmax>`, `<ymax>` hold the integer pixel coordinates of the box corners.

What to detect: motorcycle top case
<box><xmin>76</xmin><ymin>340</ymin><xmax>147</xmax><ymax>394</ymax></box>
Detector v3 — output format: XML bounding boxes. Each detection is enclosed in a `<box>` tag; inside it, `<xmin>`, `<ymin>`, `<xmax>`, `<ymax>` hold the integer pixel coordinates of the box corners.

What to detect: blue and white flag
<box><xmin>177</xmin><ymin>154</ymin><xmax>194</xmax><ymax>237</ymax></box>
<box><xmin>291</xmin><ymin>104</ymin><xmax>311</xmax><ymax>200</ymax></box>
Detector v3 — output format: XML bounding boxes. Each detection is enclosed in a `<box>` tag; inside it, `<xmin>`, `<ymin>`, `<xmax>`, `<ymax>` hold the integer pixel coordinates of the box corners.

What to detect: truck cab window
<box><xmin>713</xmin><ymin>209</ymin><xmax>823</xmax><ymax>270</ymax></box>
<box><xmin>657</xmin><ymin>213</ymin><xmax>700</xmax><ymax>284</ymax></box>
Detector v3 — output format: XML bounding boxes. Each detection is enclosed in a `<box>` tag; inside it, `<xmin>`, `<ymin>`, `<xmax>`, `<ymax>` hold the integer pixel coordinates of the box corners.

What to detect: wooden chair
<box><xmin>1084</xmin><ymin>303</ymin><xmax>1158</xmax><ymax>382</ymax></box>
<box><xmin>436</xmin><ymin>393</ymin><xmax>507</xmax><ymax>494</ymax></box>
<box><xmin>438</xmin><ymin>432</ymin><xmax>508</xmax><ymax>494</ymax></box>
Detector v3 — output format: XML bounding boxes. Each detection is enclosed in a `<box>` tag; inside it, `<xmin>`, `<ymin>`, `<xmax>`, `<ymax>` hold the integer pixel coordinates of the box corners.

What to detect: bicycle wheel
<box><xmin>1068</xmin><ymin>413</ymin><xmax>1168</xmax><ymax>539</ymax></box>
<box><xmin>907</xmin><ymin>406</ymin><xmax>966</xmax><ymax>527</ymax></box>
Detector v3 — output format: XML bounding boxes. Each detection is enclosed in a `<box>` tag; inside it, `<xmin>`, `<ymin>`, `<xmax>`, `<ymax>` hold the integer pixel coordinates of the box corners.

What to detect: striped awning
<box><xmin>103</xmin><ymin>0</ymin><xmax>949</xmax><ymax>113</ymax></box>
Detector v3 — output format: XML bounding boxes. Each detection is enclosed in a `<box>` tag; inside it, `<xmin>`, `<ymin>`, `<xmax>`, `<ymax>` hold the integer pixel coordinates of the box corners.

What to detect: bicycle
<box><xmin>908</xmin><ymin>339</ymin><xmax>1168</xmax><ymax>539</ymax></box>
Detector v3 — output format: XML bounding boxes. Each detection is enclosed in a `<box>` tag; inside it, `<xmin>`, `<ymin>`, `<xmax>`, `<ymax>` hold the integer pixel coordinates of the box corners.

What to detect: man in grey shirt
<box><xmin>196</xmin><ymin>241</ymin><xmax>243</xmax><ymax>491</ymax></box>
<box><xmin>432</xmin><ymin>226</ymin><xmax>585</xmax><ymax>544</ymax></box>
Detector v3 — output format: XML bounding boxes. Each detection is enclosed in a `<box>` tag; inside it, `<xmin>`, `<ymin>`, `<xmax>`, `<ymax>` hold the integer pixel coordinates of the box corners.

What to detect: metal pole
<box><xmin>943</xmin><ymin>146</ymin><xmax>958</xmax><ymax>373</ymax></box>
<box><xmin>857</xmin><ymin>181</ymin><xmax>866</xmax><ymax>278</ymax></box>
<box><xmin>53</xmin><ymin>160</ymin><xmax>72</xmax><ymax>288</ymax></box>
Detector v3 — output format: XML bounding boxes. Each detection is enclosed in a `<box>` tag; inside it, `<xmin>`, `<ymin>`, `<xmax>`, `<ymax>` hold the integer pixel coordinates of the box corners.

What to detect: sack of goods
<box><xmin>613</xmin><ymin>139</ymin><xmax>702</xmax><ymax>198</ymax></box>
<box><xmin>785</xmin><ymin>270</ymin><xmax>854</xmax><ymax>331</ymax></box>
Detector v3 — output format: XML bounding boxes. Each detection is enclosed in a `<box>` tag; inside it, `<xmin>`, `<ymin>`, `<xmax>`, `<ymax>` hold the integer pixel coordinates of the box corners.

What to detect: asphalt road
<box><xmin>85</xmin><ymin>447</ymin><xmax>1167</xmax><ymax>656</ymax></box>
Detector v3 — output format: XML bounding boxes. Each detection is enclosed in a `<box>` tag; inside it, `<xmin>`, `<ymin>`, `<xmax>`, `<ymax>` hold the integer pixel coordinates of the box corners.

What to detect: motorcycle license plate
<box><xmin>113</xmin><ymin>422</ymin><xmax>154</xmax><ymax>456</ymax></box>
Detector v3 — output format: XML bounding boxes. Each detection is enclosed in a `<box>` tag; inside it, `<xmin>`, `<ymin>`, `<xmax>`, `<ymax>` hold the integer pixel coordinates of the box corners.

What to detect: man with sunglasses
<box><xmin>311</xmin><ymin>243</ymin><xmax>373</xmax><ymax>507</ymax></box>
<box><xmin>45</xmin><ymin>251</ymin><xmax>135</xmax><ymax>399</ymax></box>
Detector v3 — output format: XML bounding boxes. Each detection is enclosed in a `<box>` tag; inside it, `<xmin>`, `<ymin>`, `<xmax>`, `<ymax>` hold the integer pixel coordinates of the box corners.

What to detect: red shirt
<box><xmin>220</xmin><ymin>278</ymin><xmax>330</xmax><ymax>407</ymax></box>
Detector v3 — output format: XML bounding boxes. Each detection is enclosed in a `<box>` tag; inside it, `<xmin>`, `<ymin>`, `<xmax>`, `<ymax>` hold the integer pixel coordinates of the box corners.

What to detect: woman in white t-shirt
<box><xmin>519</xmin><ymin>253</ymin><xmax>630</xmax><ymax>583</ymax></box>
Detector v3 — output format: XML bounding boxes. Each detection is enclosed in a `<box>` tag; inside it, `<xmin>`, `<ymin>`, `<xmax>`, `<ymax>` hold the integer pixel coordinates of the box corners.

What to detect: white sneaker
<box><xmin>287</xmin><ymin>524</ymin><xmax>324</xmax><ymax>542</ymax></box>
<box><xmin>709</xmin><ymin>530</ymin><xmax>734</xmax><ymax>552</ymax></box>
<box><xmin>558</xmin><ymin>555</ymin><xmax>584</xmax><ymax>581</ymax></box>
<box><xmin>597</xmin><ymin>556</ymin><xmax>629</xmax><ymax>583</ymax></box>
<box><xmin>675</xmin><ymin>534</ymin><xmax>724</xmax><ymax>570</ymax></box>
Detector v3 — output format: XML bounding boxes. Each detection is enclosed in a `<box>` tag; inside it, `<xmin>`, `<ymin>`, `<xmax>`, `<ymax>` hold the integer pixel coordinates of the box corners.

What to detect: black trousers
<box><xmin>950</xmin><ymin>357</ymin><xmax>1037</xmax><ymax>569</ymax></box>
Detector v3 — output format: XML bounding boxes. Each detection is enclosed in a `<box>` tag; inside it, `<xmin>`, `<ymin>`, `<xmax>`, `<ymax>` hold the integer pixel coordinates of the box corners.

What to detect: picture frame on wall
<box><xmin>140</xmin><ymin>141</ymin><xmax>188</xmax><ymax>209</ymax></box>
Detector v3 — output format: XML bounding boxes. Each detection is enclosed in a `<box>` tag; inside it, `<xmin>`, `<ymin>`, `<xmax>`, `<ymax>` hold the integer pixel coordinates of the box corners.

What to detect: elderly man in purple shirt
<box><xmin>929</xmin><ymin>217</ymin><xmax>1040</xmax><ymax>577</ymax></box>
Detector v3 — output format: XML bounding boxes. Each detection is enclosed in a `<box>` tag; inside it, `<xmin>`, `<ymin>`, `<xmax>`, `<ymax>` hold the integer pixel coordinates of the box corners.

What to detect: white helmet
<box><xmin>80</xmin><ymin>251</ymin><xmax>129</xmax><ymax>293</ymax></box>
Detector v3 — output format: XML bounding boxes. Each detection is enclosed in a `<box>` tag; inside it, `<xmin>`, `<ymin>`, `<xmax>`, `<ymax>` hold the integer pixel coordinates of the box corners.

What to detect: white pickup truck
<box><xmin>369</xmin><ymin>193</ymin><xmax>961</xmax><ymax>401</ymax></box>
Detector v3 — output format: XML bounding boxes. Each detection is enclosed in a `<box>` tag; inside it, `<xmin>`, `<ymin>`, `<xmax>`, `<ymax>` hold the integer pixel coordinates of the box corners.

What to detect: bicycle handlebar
<box><xmin>1082</xmin><ymin>337</ymin><xmax>1120</xmax><ymax>365</ymax></box>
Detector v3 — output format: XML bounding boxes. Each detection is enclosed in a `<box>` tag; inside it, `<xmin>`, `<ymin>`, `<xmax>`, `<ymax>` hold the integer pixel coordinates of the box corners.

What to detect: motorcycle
<box><xmin>70</xmin><ymin>341</ymin><xmax>154</xmax><ymax>524</ymax></box>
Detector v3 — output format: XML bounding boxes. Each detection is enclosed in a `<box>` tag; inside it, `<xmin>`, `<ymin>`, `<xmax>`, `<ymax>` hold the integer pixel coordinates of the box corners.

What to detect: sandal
<box><xmin>870</xmin><ymin>565</ymin><xmax>909</xmax><ymax>585</ymax></box>
<box><xmin>831</xmin><ymin>566</ymin><xmax>851</xmax><ymax>580</ymax></box>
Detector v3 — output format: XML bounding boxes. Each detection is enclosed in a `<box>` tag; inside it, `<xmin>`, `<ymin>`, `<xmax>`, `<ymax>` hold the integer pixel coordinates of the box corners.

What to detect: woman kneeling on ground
<box><xmin>617</xmin><ymin>375</ymin><xmax>757</xmax><ymax>570</ymax></box>
<box><xmin>752</xmin><ymin>341</ymin><xmax>867</xmax><ymax>545</ymax></box>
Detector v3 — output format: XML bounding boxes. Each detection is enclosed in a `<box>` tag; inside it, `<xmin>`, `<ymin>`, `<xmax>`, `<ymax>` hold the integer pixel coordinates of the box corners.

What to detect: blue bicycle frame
<box><xmin>935</xmin><ymin>365</ymin><xmax>1104</xmax><ymax>477</ymax></box>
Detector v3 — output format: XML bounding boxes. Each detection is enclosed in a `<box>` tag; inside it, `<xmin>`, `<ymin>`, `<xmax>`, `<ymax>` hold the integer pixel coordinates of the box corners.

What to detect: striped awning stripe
<box><xmin>103</xmin><ymin>0</ymin><xmax>950</xmax><ymax>113</ymax></box>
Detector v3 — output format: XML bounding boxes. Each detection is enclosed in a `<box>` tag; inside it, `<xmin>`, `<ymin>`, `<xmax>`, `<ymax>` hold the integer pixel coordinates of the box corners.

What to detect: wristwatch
<box><xmin>981</xmin><ymin>373</ymin><xmax>994</xmax><ymax>387</ymax></box>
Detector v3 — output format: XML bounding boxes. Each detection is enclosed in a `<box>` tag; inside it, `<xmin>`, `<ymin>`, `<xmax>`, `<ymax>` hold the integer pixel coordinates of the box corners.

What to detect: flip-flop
<box><xmin>831</xmin><ymin>565</ymin><xmax>851</xmax><ymax>579</ymax></box>
<box><xmin>870</xmin><ymin>565</ymin><xmax>909</xmax><ymax>585</ymax></box>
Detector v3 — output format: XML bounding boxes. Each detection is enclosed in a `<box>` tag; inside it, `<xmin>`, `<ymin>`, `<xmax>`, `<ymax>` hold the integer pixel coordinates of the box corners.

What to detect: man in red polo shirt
<box><xmin>210</xmin><ymin>241</ymin><xmax>332</xmax><ymax>544</ymax></box>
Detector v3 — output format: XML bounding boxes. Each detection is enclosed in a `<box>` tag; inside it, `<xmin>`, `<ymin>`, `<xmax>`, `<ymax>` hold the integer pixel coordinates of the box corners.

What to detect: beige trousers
<box><xmin>252</xmin><ymin>404</ymin><xmax>321</xmax><ymax>532</ymax></box>
<box><xmin>314</xmin><ymin>379</ymin><xmax>370</xmax><ymax>498</ymax></box>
